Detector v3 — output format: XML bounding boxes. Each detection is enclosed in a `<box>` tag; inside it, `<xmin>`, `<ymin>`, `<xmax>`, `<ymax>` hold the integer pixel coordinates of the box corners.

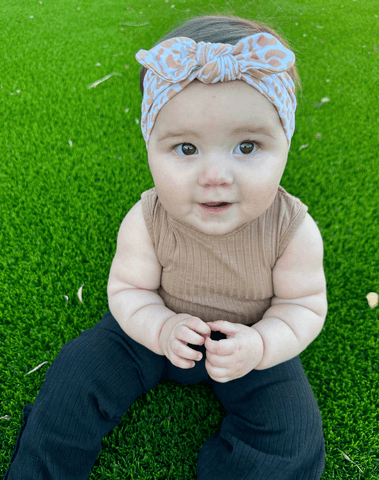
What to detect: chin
<box><xmin>196</xmin><ymin>222</ymin><xmax>238</xmax><ymax>236</ymax></box>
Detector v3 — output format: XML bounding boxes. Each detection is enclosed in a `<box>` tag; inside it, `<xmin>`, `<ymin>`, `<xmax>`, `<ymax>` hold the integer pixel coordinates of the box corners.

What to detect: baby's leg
<box><xmin>4</xmin><ymin>311</ymin><xmax>166</xmax><ymax>480</ymax></box>
<box><xmin>197</xmin><ymin>356</ymin><xmax>325</xmax><ymax>480</ymax></box>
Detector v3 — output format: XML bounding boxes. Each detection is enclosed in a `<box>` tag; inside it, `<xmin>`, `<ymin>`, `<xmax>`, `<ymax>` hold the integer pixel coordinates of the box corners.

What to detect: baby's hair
<box><xmin>139</xmin><ymin>14</ymin><xmax>302</xmax><ymax>97</ymax></box>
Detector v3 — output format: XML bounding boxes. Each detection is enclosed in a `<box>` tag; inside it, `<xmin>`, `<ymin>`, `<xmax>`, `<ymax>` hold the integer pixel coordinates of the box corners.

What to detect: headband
<box><xmin>135</xmin><ymin>32</ymin><xmax>297</xmax><ymax>150</ymax></box>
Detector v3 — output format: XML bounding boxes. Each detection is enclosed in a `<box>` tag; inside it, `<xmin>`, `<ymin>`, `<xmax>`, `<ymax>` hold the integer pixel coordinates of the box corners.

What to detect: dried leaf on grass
<box><xmin>87</xmin><ymin>73</ymin><xmax>123</xmax><ymax>89</ymax></box>
<box><xmin>78</xmin><ymin>283</ymin><xmax>85</xmax><ymax>303</ymax></box>
<box><xmin>313</xmin><ymin>97</ymin><xmax>330</xmax><ymax>108</ymax></box>
<box><xmin>25</xmin><ymin>361</ymin><xmax>48</xmax><ymax>376</ymax></box>
<box><xmin>366</xmin><ymin>292</ymin><xmax>378</xmax><ymax>308</ymax></box>
<box><xmin>119</xmin><ymin>22</ymin><xmax>150</xmax><ymax>27</ymax></box>
<box><xmin>337</xmin><ymin>449</ymin><xmax>363</xmax><ymax>473</ymax></box>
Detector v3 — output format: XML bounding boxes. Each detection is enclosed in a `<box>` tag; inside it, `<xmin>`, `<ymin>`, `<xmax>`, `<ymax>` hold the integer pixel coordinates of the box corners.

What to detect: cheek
<box><xmin>156</xmin><ymin>174</ymin><xmax>187</xmax><ymax>203</ymax></box>
<box><xmin>242</xmin><ymin>183</ymin><xmax>278</xmax><ymax>215</ymax></box>
<box><xmin>152</xmin><ymin>162</ymin><xmax>189</xmax><ymax>195</ymax></box>
<box><xmin>148</xmin><ymin>154</ymin><xmax>191</xmax><ymax>207</ymax></box>
<box><xmin>244</xmin><ymin>179</ymin><xmax>277</xmax><ymax>198</ymax></box>
<box><xmin>264</xmin><ymin>183</ymin><xmax>279</xmax><ymax>198</ymax></box>
<box><xmin>161</xmin><ymin>173</ymin><xmax>183</xmax><ymax>190</ymax></box>
<box><xmin>154</xmin><ymin>172</ymin><xmax>189</xmax><ymax>209</ymax></box>
<box><xmin>256</xmin><ymin>183</ymin><xmax>278</xmax><ymax>203</ymax></box>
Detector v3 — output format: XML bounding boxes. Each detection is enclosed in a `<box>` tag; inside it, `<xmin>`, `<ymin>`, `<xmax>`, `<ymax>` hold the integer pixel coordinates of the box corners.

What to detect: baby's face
<box><xmin>148</xmin><ymin>79</ymin><xmax>289</xmax><ymax>236</ymax></box>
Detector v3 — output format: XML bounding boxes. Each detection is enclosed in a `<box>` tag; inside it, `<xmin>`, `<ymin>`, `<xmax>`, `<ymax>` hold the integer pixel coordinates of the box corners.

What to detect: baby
<box><xmin>4</xmin><ymin>14</ymin><xmax>328</xmax><ymax>480</ymax></box>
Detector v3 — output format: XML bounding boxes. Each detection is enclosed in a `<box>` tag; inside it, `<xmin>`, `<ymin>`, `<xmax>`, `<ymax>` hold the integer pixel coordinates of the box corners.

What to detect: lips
<box><xmin>202</xmin><ymin>202</ymin><xmax>231</xmax><ymax>207</ymax></box>
<box><xmin>199</xmin><ymin>202</ymin><xmax>233</xmax><ymax>214</ymax></box>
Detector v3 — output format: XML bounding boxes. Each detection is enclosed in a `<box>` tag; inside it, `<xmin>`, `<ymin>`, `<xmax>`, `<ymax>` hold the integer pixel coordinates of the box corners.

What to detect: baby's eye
<box><xmin>235</xmin><ymin>141</ymin><xmax>259</xmax><ymax>155</ymax></box>
<box><xmin>172</xmin><ymin>143</ymin><xmax>197</xmax><ymax>156</ymax></box>
<box><xmin>172</xmin><ymin>141</ymin><xmax>260</xmax><ymax>157</ymax></box>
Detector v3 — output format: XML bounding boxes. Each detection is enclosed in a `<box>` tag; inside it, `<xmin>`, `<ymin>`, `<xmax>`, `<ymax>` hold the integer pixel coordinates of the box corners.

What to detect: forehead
<box><xmin>151</xmin><ymin>79</ymin><xmax>282</xmax><ymax>138</ymax></box>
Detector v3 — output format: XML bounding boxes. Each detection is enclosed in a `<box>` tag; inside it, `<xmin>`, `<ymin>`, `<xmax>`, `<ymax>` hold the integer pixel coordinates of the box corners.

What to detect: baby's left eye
<box><xmin>236</xmin><ymin>141</ymin><xmax>259</xmax><ymax>155</ymax></box>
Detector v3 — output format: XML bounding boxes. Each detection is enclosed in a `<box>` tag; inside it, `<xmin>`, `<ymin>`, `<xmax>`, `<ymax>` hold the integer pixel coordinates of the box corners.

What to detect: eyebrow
<box><xmin>157</xmin><ymin>126</ymin><xmax>274</xmax><ymax>143</ymax></box>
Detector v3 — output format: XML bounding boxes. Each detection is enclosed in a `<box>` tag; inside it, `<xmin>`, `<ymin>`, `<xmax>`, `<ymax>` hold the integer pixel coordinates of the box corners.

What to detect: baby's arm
<box><xmin>253</xmin><ymin>213</ymin><xmax>328</xmax><ymax>370</ymax></box>
<box><xmin>108</xmin><ymin>201</ymin><xmax>210</xmax><ymax>362</ymax></box>
<box><xmin>108</xmin><ymin>200</ymin><xmax>176</xmax><ymax>355</ymax></box>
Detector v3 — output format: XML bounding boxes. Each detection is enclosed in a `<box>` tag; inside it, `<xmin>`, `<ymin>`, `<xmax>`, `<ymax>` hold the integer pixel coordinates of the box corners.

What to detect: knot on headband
<box><xmin>136</xmin><ymin>32</ymin><xmax>297</xmax><ymax>149</ymax></box>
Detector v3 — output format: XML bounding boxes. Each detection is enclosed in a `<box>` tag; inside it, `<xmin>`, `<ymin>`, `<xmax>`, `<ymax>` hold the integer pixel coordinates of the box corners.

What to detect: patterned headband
<box><xmin>135</xmin><ymin>32</ymin><xmax>297</xmax><ymax>150</ymax></box>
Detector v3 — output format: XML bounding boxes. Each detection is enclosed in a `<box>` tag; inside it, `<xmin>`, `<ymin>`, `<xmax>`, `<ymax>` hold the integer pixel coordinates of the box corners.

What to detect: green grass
<box><xmin>1</xmin><ymin>0</ymin><xmax>379</xmax><ymax>478</ymax></box>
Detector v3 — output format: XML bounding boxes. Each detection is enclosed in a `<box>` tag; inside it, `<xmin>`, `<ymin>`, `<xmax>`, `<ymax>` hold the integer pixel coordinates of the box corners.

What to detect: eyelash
<box><xmin>170</xmin><ymin>140</ymin><xmax>262</xmax><ymax>157</ymax></box>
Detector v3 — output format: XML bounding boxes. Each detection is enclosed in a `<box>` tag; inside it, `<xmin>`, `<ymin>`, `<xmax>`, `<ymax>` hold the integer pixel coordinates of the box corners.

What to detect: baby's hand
<box><xmin>159</xmin><ymin>314</ymin><xmax>211</xmax><ymax>369</ymax></box>
<box><xmin>204</xmin><ymin>321</ymin><xmax>264</xmax><ymax>383</ymax></box>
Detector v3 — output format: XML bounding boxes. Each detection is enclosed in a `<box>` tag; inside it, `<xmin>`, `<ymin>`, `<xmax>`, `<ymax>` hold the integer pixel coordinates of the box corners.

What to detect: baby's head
<box><xmin>135</xmin><ymin>15</ymin><xmax>301</xmax><ymax>236</ymax></box>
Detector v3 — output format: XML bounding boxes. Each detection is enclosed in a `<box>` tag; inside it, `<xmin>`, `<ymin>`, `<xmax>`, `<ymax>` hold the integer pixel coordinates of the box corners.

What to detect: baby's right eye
<box><xmin>172</xmin><ymin>143</ymin><xmax>197</xmax><ymax>156</ymax></box>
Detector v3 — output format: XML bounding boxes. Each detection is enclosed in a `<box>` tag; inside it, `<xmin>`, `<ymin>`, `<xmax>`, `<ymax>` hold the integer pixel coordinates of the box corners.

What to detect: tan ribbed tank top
<box><xmin>141</xmin><ymin>186</ymin><xmax>308</xmax><ymax>326</ymax></box>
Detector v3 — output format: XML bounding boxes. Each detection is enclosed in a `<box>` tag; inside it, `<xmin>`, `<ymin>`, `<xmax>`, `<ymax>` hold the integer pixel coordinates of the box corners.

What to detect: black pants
<box><xmin>4</xmin><ymin>312</ymin><xmax>325</xmax><ymax>480</ymax></box>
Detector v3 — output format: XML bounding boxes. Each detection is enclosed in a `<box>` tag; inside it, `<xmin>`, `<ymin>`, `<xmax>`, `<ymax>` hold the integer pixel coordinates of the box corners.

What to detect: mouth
<box><xmin>201</xmin><ymin>202</ymin><xmax>231</xmax><ymax>207</ymax></box>
<box><xmin>198</xmin><ymin>202</ymin><xmax>233</xmax><ymax>214</ymax></box>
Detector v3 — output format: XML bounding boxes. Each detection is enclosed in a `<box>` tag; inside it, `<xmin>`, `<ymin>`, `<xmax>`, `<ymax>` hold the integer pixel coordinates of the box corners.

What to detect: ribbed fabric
<box><xmin>4</xmin><ymin>313</ymin><xmax>167</xmax><ymax>480</ymax></box>
<box><xmin>5</xmin><ymin>312</ymin><xmax>325</xmax><ymax>479</ymax></box>
<box><xmin>5</xmin><ymin>186</ymin><xmax>325</xmax><ymax>480</ymax></box>
<box><xmin>141</xmin><ymin>185</ymin><xmax>308</xmax><ymax>325</ymax></box>
<box><xmin>197</xmin><ymin>354</ymin><xmax>325</xmax><ymax>480</ymax></box>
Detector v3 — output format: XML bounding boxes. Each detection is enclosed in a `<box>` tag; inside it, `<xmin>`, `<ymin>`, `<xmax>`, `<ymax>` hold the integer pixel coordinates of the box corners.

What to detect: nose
<box><xmin>198</xmin><ymin>156</ymin><xmax>233</xmax><ymax>188</ymax></box>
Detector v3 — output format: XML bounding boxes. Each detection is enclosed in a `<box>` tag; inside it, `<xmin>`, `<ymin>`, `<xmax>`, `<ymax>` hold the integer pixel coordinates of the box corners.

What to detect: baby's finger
<box><xmin>188</xmin><ymin>317</ymin><xmax>211</xmax><ymax>337</ymax></box>
<box><xmin>172</xmin><ymin>338</ymin><xmax>203</xmax><ymax>362</ymax></box>
<box><xmin>177</xmin><ymin>326</ymin><xmax>206</xmax><ymax>346</ymax></box>
<box><xmin>172</xmin><ymin>353</ymin><xmax>197</xmax><ymax>369</ymax></box>
<box><xmin>182</xmin><ymin>344</ymin><xmax>203</xmax><ymax>362</ymax></box>
<box><xmin>205</xmin><ymin>337</ymin><xmax>235</xmax><ymax>355</ymax></box>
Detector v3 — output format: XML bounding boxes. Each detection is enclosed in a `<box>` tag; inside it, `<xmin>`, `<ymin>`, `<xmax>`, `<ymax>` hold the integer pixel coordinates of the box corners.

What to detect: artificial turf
<box><xmin>1</xmin><ymin>0</ymin><xmax>379</xmax><ymax>478</ymax></box>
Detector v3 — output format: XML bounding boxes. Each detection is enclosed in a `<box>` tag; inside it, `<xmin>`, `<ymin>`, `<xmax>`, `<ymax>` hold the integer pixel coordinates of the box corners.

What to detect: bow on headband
<box><xmin>135</xmin><ymin>33</ymin><xmax>297</xmax><ymax>149</ymax></box>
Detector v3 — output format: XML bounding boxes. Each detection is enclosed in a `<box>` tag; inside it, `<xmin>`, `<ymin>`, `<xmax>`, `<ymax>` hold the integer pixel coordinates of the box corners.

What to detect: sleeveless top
<box><xmin>141</xmin><ymin>186</ymin><xmax>308</xmax><ymax>326</ymax></box>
